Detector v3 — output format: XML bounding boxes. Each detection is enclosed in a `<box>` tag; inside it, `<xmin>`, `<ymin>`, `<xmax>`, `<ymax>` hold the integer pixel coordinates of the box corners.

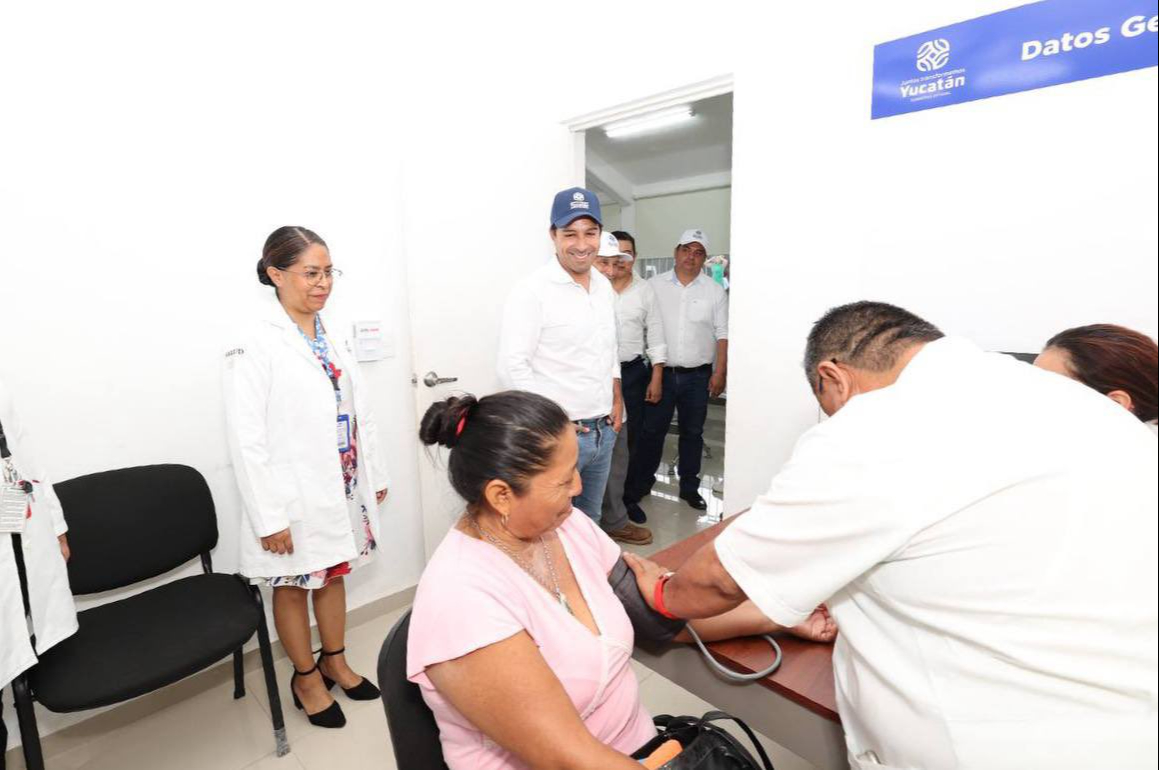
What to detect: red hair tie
<box><xmin>455</xmin><ymin>415</ymin><xmax>468</xmax><ymax>438</ymax></box>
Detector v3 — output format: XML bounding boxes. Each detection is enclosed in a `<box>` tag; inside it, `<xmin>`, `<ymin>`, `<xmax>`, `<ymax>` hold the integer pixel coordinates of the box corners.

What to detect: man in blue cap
<box><xmin>497</xmin><ymin>187</ymin><xmax>628</xmax><ymax>530</ymax></box>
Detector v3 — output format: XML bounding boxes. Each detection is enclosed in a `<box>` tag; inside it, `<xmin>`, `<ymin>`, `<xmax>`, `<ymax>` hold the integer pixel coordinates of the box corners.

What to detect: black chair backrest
<box><xmin>378</xmin><ymin>610</ymin><xmax>450</xmax><ymax>770</ymax></box>
<box><xmin>1001</xmin><ymin>351</ymin><xmax>1038</xmax><ymax>364</ymax></box>
<box><xmin>54</xmin><ymin>464</ymin><xmax>218</xmax><ymax>595</ymax></box>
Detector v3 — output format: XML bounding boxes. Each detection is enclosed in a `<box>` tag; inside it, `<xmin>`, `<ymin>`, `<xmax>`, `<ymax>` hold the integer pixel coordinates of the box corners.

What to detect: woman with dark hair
<box><xmin>222</xmin><ymin>226</ymin><xmax>389</xmax><ymax>728</ymax></box>
<box><xmin>406</xmin><ymin>391</ymin><xmax>834</xmax><ymax>770</ymax></box>
<box><xmin>1036</xmin><ymin>324</ymin><xmax>1158</xmax><ymax>429</ymax></box>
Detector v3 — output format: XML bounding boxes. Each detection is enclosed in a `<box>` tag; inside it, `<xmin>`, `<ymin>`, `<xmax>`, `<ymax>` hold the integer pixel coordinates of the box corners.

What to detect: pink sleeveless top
<box><xmin>407</xmin><ymin>510</ymin><xmax>655</xmax><ymax>770</ymax></box>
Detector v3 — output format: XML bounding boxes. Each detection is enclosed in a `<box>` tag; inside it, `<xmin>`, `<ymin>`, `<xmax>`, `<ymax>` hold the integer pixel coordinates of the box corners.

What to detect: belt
<box><xmin>572</xmin><ymin>415</ymin><xmax>610</xmax><ymax>427</ymax></box>
<box><xmin>668</xmin><ymin>364</ymin><xmax>712</xmax><ymax>374</ymax></box>
<box><xmin>620</xmin><ymin>356</ymin><xmax>645</xmax><ymax>366</ymax></box>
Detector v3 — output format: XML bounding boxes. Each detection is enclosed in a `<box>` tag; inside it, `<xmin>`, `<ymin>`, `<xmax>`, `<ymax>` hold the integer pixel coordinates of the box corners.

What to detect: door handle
<box><xmin>422</xmin><ymin>371</ymin><xmax>458</xmax><ymax>388</ymax></box>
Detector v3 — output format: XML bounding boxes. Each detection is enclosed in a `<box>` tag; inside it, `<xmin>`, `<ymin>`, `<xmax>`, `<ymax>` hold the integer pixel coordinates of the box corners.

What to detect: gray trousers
<box><xmin>600</xmin><ymin>424</ymin><xmax>630</xmax><ymax>532</ymax></box>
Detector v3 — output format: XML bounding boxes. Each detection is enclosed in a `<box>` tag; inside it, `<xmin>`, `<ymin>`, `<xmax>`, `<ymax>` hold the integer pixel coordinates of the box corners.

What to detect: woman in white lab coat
<box><xmin>223</xmin><ymin>226</ymin><xmax>389</xmax><ymax>729</ymax></box>
<box><xmin>1</xmin><ymin>377</ymin><xmax>77</xmax><ymax>755</ymax></box>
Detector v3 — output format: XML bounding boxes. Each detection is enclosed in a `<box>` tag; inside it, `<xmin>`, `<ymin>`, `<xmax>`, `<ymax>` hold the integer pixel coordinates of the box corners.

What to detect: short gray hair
<box><xmin>803</xmin><ymin>301</ymin><xmax>944</xmax><ymax>390</ymax></box>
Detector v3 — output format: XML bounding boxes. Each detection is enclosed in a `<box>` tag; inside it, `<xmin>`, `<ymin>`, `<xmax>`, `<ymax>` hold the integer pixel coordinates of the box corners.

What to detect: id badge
<box><xmin>337</xmin><ymin>414</ymin><xmax>352</xmax><ymax>452</ymax></box>
<box><xmin>0</xmin><ymin>483</ymin><xmax>29</xmax><ymax>534</ymax></box>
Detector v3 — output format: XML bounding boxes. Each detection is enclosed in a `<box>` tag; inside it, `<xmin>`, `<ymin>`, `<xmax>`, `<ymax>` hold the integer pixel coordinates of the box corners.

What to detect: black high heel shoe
<box><xmin>291</xmin><ymin>664</ymin><xmax>346</xmax><ymax>728</ymax></box>
<box><xmin>316</xmin><ymin>647</ymin><xmax>382</xmax><ymax>701</ymax></box>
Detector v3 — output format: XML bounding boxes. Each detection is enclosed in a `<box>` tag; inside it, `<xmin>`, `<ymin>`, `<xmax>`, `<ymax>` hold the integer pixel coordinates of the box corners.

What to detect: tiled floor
<box><xmin>10</xmin><ymin>603</ymin><xmax>816</xmax><ymax>770</ymax></box>
<box><xmin>622</xmin><ymin>424</ymin><xmax>729</xmax><ymax>557</ymax></box>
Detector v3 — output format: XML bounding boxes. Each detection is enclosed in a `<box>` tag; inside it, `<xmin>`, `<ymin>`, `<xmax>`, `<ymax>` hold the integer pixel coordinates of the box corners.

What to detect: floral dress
<box><xmin>261</xmin><ymin>317</ymin><xmax>377</xmax><ymax>590</ymax></box>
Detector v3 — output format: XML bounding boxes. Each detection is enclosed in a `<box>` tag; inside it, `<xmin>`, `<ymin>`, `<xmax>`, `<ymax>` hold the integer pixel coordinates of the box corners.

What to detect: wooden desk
<box><xmin>632</xmin><ymin>515</ymin><xmax>850</xmax><ymax>770</ymax></box>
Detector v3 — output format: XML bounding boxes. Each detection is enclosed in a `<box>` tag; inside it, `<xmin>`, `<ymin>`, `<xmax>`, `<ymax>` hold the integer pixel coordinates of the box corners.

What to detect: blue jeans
<box><xmin>599</xmin><ymin>424</ymin><xmax>631</xmax><ymax>532</ymax></box>
<box><xmin>573</xmin><ymin>417</ymin><xmax>617</xmax><ymax>522</ymax></box>
<box><xmin>625</xmin><ymin>365</ymin><xmax>712</xmax><ymax>501</ymax></box>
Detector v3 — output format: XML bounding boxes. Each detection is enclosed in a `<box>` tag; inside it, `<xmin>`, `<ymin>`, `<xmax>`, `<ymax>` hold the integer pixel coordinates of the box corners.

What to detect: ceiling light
<box><xmin>603</xmin><ymin>106</ymin><xmax>694</xmax><ymax>139</ymax></box>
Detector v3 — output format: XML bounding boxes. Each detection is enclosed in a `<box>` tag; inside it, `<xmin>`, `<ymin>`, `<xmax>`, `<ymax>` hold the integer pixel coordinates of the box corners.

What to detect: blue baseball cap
<box><xmin>550</xmin><ymin>187</ymin><xmax>602</xmax><ymax>229</ymax></box>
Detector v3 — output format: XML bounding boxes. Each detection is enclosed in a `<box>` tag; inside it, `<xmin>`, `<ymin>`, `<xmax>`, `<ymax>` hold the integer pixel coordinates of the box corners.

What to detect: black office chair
<box><xmin>13</xmin><ymin>464</ymin><xmax>287</xmax><ymax>770</ymax></box>
<box><xmin>378</xmin><ymin>609</ymin><xmax>449</xmax><ymax>770</ymax></box>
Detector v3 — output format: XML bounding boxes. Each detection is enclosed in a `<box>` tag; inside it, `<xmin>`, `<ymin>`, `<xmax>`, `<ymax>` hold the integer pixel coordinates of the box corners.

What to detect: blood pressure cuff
<box><xmin>608</xmin><ymin>557</ymin><xmax>687</xmax><ymax>645</ymax></box>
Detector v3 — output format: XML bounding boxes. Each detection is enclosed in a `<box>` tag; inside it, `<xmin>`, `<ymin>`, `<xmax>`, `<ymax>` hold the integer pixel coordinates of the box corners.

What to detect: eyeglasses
<box><xmin>276</xmin><ymin>267</ymin><xmax>343</xmax><ymax>286</ymax></box>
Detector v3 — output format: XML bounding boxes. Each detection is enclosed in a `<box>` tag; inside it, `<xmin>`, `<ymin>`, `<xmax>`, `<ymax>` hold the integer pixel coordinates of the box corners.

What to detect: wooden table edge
<box><xmin>646</xmin><ymin>508</ymin><xmax>841</xmax><ymax>724</ymax></box>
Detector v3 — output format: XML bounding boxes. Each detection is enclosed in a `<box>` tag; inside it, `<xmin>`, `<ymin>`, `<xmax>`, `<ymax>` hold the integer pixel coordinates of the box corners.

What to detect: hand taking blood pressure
<box><xmin>621</xmin><ymin>551</ymin><xmax>671</xmax><ymax>614</ymax></box>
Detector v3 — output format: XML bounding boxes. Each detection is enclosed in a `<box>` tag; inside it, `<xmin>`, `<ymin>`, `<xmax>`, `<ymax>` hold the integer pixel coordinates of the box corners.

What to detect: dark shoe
<box><xmin>605</xmin><ymin>522</ymin><xmax>653</xmax><ymax>546</ymax></box>
<box><xmin>318</xmin><ymin>647</ymin><xmax>382</xmax><ymax>701</ymax></box>
<box><xmin>680</xmin><ymin>491</ymin><xmax>708</xmax><ymax>510</ymax></box>
<box><xmin>291</xmin><ymin>665</ymin><xmax>346</xmax><ymax>728</ymax></box>
<box><xmin>626</xmin><ymin>501</ymin><xmax>648</xmax><ymax>523</ymax></box>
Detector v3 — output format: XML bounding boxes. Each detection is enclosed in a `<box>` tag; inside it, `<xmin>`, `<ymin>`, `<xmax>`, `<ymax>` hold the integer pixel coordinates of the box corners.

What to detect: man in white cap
<box><xmin>497</xmin><ymin>187</ymin><xmax>623</xmax><ymax>523</ymax></box>
<box><xmin>625</xmin><ymin>228</ymin><xmax>728</xmax><ymax>512</ymax></box>
<box><xmin>592</xmin><ymin>231</ymin><xmax>662</xmax><ymax>544</ymax></box>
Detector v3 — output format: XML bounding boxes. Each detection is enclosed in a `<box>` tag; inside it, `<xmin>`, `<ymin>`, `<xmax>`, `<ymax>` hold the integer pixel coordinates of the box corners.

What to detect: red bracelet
<box><xmin>653</xmin><ymin>572</ymin><xmax>680</xmax><ymax>620</ymax></box>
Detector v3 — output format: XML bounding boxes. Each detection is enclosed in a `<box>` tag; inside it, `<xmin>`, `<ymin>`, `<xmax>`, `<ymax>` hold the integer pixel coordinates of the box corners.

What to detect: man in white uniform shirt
<box><xmin>625</xmin><ymin>229</ymin><xmax>728</xmax><ymax>512</ymax></box>
<box><xmin>592</xmin><ymin>231</ymin><xmax>661</xmax><ymax>544</ymax></box>
<box><xmin>625</xmin><ymin>301</ymin><xmax>1158</xmax><ymax>770</ymax></box>
<box><xmin>497</xmin><ymin>187</ymin><xmax>623</xmax><ymax>522</ymax></box>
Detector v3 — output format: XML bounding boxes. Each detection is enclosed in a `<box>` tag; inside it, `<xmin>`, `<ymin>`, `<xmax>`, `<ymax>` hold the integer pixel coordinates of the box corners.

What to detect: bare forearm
<box><xmin>545</xmin><ymin>743</ymin><xmax>641</xmax><ymax>770</ymax></box>
<box><xmin>428</xmin><ymin>635</ymin><xmax>641</xmax><ymax>770</ymax></box>
<box><xmin>665</xmin><ymin>542</ymin><xmax>746</xmax><ymax>619</ymax></box>
<box><xmin>714</xmin><ymin>340</ymin><xmax>728</xmax><ymax>377</ymax></box>
<box><xmin>678</xmin><ymin>600</ymin><xmax>779</xmax><ymax>643</ymax></box>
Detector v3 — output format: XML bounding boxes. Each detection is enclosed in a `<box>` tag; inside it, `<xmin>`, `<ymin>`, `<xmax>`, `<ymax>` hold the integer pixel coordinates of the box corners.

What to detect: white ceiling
<box><xmin>585</xmin><ymin>92</ymin><xmax>732</xmax><ymax>202</ymax></box>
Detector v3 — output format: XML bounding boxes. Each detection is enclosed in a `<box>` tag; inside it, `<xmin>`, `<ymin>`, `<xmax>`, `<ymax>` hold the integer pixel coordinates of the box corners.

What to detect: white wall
<box><xmin>723</xmin><ymin>2</ymin><xmax>1159</xmax><ymax>510</ymax></box>
<box><xmin>598</xmin><ymin>201</ymin><xmax>624</xmax><ymax>232</ymax></box>
<box><xmin>1</xmin><ymin>2</ymin><xmax>426</xmax><ymax>745</ymax></box>
<box><xmin>634</xmin><ymin>187</ymin><xmax>732</xmax><ymax>258</ymax></box>
<box><xmin>3</xmin><ymin>0</ymin><xmax>1155</xmax><ymax>750</ymax></box>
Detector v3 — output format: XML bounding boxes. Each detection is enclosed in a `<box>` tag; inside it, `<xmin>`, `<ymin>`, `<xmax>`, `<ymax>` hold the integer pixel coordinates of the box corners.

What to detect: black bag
<box><xmin>631</xmin><ymin>710</ymin><xmax>775</xmax><ymax>770</ymax></box>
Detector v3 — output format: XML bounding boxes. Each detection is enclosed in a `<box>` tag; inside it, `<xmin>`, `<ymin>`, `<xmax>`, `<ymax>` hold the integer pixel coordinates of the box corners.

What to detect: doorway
<box><xmin>569</xmin><ymin>82</ymin><xmax>734</xmax><ymax>553</ymax></box>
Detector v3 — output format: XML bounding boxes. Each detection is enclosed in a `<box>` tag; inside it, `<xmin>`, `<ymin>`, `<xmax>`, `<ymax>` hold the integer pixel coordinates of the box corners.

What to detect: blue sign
<box><xmin>872</xmin><ymin>0</ymin><xmax>1158</xmax><ymax>119</ymax></box>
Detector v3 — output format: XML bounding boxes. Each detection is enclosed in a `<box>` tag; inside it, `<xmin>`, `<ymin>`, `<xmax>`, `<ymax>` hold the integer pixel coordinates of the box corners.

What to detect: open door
<box><xmin>400</xmin><ymin>122</ymin><xmax>578</xmax><ymax>558</ymax></box>
<box><xmin>402</xmin><ymin>76</ymin><xmax>733</xmax><ymax>559</ymax></box>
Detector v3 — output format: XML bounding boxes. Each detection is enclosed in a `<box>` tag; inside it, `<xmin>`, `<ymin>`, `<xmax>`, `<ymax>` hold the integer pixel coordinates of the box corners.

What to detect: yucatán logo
<box><xmin>915</xmin><ymin>39</ymin><xmax>950</xmax><ymax>71</ymax></box>
<box><xmin>570</xmin><ymin>191</ymin><xmax>590</xmax><ymax>210</ymax></box>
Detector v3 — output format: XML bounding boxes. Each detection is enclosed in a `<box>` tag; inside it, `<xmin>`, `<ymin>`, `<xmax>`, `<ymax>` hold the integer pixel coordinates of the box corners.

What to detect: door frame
<box><xmin>561</xmin><ymin>73</ymin><xmax>736</xmax><ymax>513</ymax></box>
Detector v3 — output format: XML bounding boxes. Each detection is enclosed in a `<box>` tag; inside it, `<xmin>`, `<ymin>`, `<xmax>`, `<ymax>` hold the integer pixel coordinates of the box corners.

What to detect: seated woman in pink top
<box><xmin>407</xmin><ymin>391</ymin><xmax>835</xmax><ymax>770</ymax></box>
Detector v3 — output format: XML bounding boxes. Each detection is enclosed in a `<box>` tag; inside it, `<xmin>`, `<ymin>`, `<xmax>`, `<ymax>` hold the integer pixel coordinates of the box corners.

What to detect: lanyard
<box><xmin>0</xmin><ymin>416</ymin><xmax>36</xmax><ymax>631</ymax></box>
<box><xmin>1</xmin><ymin>417</ymin><xmax>32</xmax><ymax>492</ymax></box>
<box><xmin>297</xmin><ymin>316</ymin><xmax>342</xmax><ymax>404</ymax></box>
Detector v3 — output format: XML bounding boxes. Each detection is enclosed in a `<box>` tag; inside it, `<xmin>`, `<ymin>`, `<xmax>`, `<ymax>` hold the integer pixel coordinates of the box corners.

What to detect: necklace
<box><xmin>468</xmin><ymin>515</ymin><xmax>572</xmax><ymax>616</ymax></box>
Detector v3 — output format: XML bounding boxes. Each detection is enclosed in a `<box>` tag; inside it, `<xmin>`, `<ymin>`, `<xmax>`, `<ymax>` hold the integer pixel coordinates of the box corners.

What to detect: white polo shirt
<box><xmin>497</xmin><ymin>258</ymin><xmax>619</xmax><ymax>421</ymax></box>
<box><xmin>613</xmin><ymin>276</ymin><xmax>667</xmax><ymax>365</ymax></box>
<box><xmin>648</xmin><ymin>270</ymin><xmax>728</xmax><ymax>368</ymax></box>
<box><xmin>716</xmin><ymin>337</ymin><xmax>1158</xmax><ymax>770</ymax></box>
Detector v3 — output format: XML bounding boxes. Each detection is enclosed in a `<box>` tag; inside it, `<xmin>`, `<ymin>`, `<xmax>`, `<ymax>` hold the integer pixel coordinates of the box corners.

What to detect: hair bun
<box><xmin>419</xmin><ymin>395</ymin><xmax>478</xmax><ymax>449</ymax></box>
<box><xmin>256</xmin><ymin>258</ymin><xmax>274</xmax><ymax>286</ymax></box>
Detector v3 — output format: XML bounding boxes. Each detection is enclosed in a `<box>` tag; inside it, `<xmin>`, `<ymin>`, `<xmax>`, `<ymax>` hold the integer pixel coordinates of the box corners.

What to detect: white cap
<box><xmin>599</xmin><ymin>231</ymin><xmax>634</xmax><ymax>261</ymax></box>
<box><xmin>677</xmin><ymin>228</ymin><xmax>709</xmax><ymax>252</ymax></box>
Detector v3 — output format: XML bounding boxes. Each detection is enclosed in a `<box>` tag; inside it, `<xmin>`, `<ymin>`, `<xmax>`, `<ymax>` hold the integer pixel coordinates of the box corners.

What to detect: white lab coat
<box><xmin>222</xmin><ymin>294</ymin><xmax>390</xmax><ymax>579</ymax></box>
<box><xmin>0</xmin><ymin>379</ymin><xmax>78</xmax><ymax>690</ymax></box>
<box><xmin>716</xmin><ymin>338</ymin><xmax>1158</xmax><ymax>769</ymax></box>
